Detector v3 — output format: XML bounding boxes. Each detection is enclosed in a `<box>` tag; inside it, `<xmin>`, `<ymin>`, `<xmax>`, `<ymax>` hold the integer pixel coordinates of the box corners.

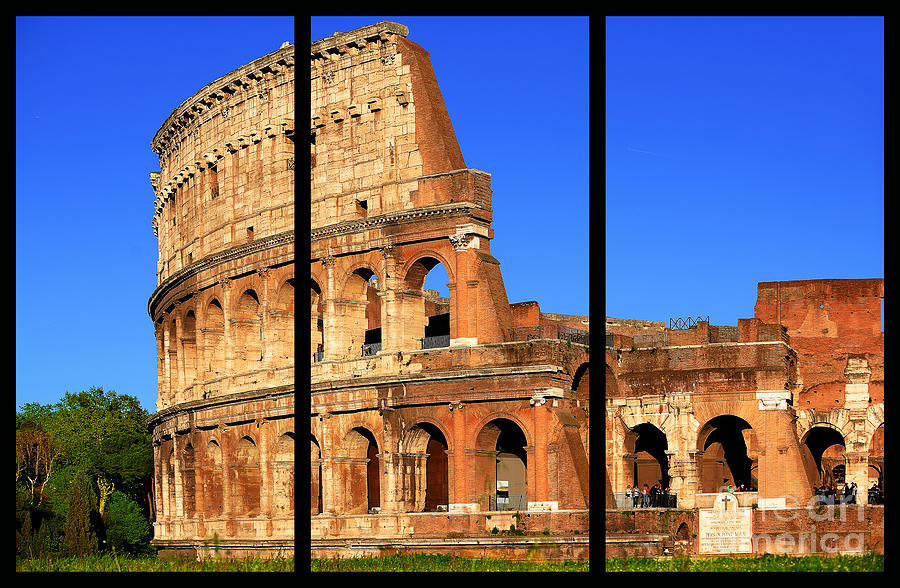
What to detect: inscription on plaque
<box><xmin>699</xmin><ymin>493</ymin><xmax>753</xmax><ymax>554</ymax></box>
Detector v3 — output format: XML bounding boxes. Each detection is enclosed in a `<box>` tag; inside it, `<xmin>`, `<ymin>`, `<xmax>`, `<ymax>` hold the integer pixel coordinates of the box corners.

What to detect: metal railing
<box><xmin>420</xmin><ymin>334</ymin><xmax>450</xmax><ymax>349</ymax></box>
<box><xmin>669</xmin><ymin>316</ymin><xmax>709</xmax><ymax>330</ymax></box>
<box><xmin>361</xmin><ymin>342</ymin><xmax>381</xmax><ymax>356</ymax></box>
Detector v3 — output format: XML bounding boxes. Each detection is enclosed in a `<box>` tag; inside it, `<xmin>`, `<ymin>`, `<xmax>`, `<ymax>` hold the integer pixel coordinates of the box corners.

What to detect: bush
<box><xmin>104</xmin><ymin>491</ymin><xmax>152</xmax><ymax>554</ymax></box>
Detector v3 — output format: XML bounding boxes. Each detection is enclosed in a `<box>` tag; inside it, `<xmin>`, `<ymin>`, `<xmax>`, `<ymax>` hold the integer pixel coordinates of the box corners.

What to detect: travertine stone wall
<box><xmin>147</xmin><ymin>42</ymin><xmax>295</xmax><ymax>559</ymax></box>
<box><xmin>605</xmin><ymin>278</ymin><xmax>885</xmax><ymax>512</ymax></box>
<box><xmin>310</xmin><ymin>23</ymin><xmax>590</xmax><ymax>554</ymax></box>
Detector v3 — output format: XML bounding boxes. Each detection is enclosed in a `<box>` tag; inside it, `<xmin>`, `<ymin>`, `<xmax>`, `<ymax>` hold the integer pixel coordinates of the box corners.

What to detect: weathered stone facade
<box><xmin>147</xmin><ymin>42</ymin><xmax>295</xmax><ymax>559</ymax></box>
<box><xmin>606</xmin><ymin>278</ymin><xmax>884</xmax><ymax>556</ymax></box>
<box><xmin>310</xmin><ymin>22</ymin><xmax>589</xmax><ymax>560</ymax></box>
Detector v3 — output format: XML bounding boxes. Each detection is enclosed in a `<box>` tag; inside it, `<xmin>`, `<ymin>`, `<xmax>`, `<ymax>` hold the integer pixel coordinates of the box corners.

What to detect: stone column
<box><xmin>221</xmin><ymin>279</ymin><xmax>233</xmax><ymax>376</ymax></box>
<box><xmin>844</xmin><ymin>357</ymin><xmax>871</xmax><ymax>504</ymax></box>
<box><xmin>321</xmin><ymin>256</ymin><xmax>340</xmax><ymax>361</ymax></box>
<box><xmin>528</xmin><ymin>395</ymin><xmax>554</xmax><ymax>511</ymax></box>
<box><xmin>448</xmin><ymin>401</ymin><xmax>477</xmax><ymax>512</ymax></box>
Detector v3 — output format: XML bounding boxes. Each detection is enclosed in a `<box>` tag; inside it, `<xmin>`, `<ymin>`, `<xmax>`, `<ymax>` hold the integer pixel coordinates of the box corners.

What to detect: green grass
<box><xmin>605</xmin><ymin>553</ymin><xmax>884</xmax><ymax>572</ymax></box>
<box><xmin>16</xmin><ymin>553</ymin><xmax>294</xmax><ymax>572</ymax></box>
<box><xmin>311</xmin><ymin>552</ymin><xmax>588</xmax><ymax>572</ymax></box>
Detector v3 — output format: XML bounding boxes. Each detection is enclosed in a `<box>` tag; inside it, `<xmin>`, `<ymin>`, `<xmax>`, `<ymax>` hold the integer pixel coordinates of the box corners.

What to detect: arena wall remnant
<box><xmin>311</xmin><ymin>21</ymin><xmax>589</xmax><ymax>560</ymax></box>
<box><xmin>147</xmin><ymin>41</ymin><xmax>295</xmax><ymax>560</ymax></box>
<box><xmin>606</xmin><ymin>278</ymin><xmax>884</xmax><ymax>557</ymax></box>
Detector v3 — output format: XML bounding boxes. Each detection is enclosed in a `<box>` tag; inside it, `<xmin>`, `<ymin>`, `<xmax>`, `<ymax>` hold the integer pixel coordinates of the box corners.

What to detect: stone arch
<box><xmin>311</xmin><ymin>277</ymin><xmax>324</xmax><ymax>362</ymax></box>
<box><xmin>272</xmin><ymin>432</ymin><xmax>294</xmax><ymax>516</ymax></box>
<box><xmin>572</xmin><ymin>362</ymin><xmax>589</xmax><ymax>393</ymax></box>
<box><xmin>401</xmin><ymin>248</ymin><xmax>457</xmax><ymax>287</ymax></box>
<box><xmin>182</xmin><ymin>310</ymin><xmax>198</xmax><ymax>384</ymax></box>
<box><xmin>473</xmin><ymin>416</ymin><xmax>530</xmax><ymax>511</ymax></box>
<box><xmin>232</xmin><ymin>435</ymin><xmax>261</xmax><ymax>517</ymax></box>
<box><xmin>623</xmin><ymin>422</ymin><xmax>670</xmax><ymax>490</ymax></box>
<box><xmin>204</xmin><ymin>439</ymin><xmax>224</xmax><ymax>518</ymax></box>
<box><xmin>340</xmin><ymin>426</ymin><xmax>380</xmax><ymax>514</ymax></box>
<box><xmin>401</xmin><ymin>254</ymin><xmax>453</xmax><ymax>350</ymax></box>
<box><xmin>800</xmin><ymin>424</ymin><xmax>847</xmax><ymax>487</ymax></box>
<box><xmin>696</xmin><ymin>414</ymin><xmax>757</xmax><ymax>492</ymax></box>
<box><xmin>166</xmin><ymin>318</ymin><xmax>178</xmax><ymax>398</ymax></box>
<box><xmin>204</xmin><ymin>298</ymin><xmax>225</xmax><ymax>376</ymax></box>
<box><xmin>232</xmin><ymin>289</ymin><xmax>263</xmax><ymax>370</ymax></box>
<box><xmin>339</xmin><ymin>266</ymin><xmax>381</xmax><ymax>358</ymax></box>
<box><xmin>310</xmin><ymin>434</ymin><xmax>323</xmax><ymax>515</ymax></box>
<box><xmin>181</xmin><ymin>441</ymin><xmax>196</xmax><ymax>518</ymax></box>
<box><xmin>269</xmin><ymin>277</ymin><xmax>294</xmax><ymax>366</ymax></box>
<box><xmin>403</xmin><ymin>420</ymin><xmax>450</xmax><ymax>512</ymax></box>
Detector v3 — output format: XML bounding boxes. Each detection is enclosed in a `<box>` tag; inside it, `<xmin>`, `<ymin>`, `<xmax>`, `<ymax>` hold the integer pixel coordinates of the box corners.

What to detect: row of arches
<box><xmin>157</xmin><ymin>272</ymin><xmax>294</xmax><ymax>408</ymax></box>
<box><xmin>312</xmin><ymin>250</ymin><xmax>453</xmax><ymax>362</ymax></box>
<box><xmin>624</xmin><ymin>416</ymin><xmax>884</xmax><ymax>495</ymax></box>
<box><xmin>156</xmin><ymin>430</ymin><xmax>295</xmax><ymax>523</ymax></box>
<box><xmin>311</xmin><ymin>416</ymin><xmax>532</xmax><ymax>515</ymax></box>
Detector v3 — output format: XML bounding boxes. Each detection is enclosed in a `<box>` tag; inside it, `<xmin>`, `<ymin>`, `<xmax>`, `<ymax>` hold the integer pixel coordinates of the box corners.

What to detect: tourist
<box><xmin>641</xmin><ymin>484</ymin><xmax>650</xmax><ymax>507</ymax></box>
<box><xmin>633</xmin><ymin>485</ymin><xmax>640</xmax><ymax>508</ymax></box>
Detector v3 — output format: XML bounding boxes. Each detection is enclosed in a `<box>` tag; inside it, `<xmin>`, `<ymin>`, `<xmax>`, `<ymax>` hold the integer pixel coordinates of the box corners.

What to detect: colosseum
<box><xmin>146</xmin><ymin>42</ymin><xmax>295</xmax><ymax>559</ymax></box>
<box><xmin>606</xmin><ymin>278</ymin><xmax>884</xmax><ymax>557</ymax></box>
<box><xmin>310</xmin><ymin>22</ymin><xmax>590</xmax><ymax>560</ymax></box>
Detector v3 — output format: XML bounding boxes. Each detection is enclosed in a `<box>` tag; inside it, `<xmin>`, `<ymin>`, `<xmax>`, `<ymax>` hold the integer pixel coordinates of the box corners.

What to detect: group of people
<box><xmin>627</xmin><ymin>483</ymin><xmax>676</xmax><ymax>508</ymax></box>
<box><xmin>725</xmin><ymin>484</ymin><xmax>756</xmax><ymax>493</ymax></box>
<box><xmin>869</xmin><ymin>483</ymin><xmax>884</xmax><ymax>505</ymax></box>
<box><xmin>813</xmin><ymin>481</ymin><xmax>859</xmax><ymax>505</ymax></box>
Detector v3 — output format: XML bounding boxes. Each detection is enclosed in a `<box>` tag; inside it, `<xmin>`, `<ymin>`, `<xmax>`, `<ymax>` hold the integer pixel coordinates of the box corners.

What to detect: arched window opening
<box><xmin>698</xmin><ymin>415</ymin><xmax>756</xmax><ymax>493</ymax></box>
<box><xmin>311</xmin><ymin>279</ymin><xmax>323</xmax><ymax>363</ymax></box>
<box><xmin>205</xmin><ymin>300</ymin><xmax>225</xmax><ymax>377</ymax></box>
<box><xmin>204</xmin><ymin>440</ymin><xmax>224</xmax><ymax>518</ymax></box>
<box><xmin>475</xmin><ymin>418</ymin><xmax>528</xmax><ymax>511</ymax></box>
<box><xmin>868</xmin><ymin>423</ymin><xmax>884</xmax><ymax>497</ymax></box>
<box><xmin>234</xmin><ymin>290</ymin><xmax>262</xmax><ymax>370</ymax></box>
<box><xmin>802</xmin><ymin>426</ymin><xmax>846</xmax><ymax>487</ymax></box>
<box><xmin>183</xmin><ymin>311</ymin><xmax>197</xmax><ymax>384</ymax></box>
<box><xmin>407</xmin><ymin>257</ymin><xmax>451</xmax><ymax>350</ymax></box>
<box><xmin>624</xmin><ymin>423</ymin><xmax>670</xmax><ymax>490</ymax></box>
<box><xmin>311</xmin><ymin>435</ymin><xmax>322</xmax><ymax>515</ymax></box>
<box><xmin>233</xmin><ymin>436</ymin><xmax>261</xmax><ymax>517</ymax></box>
<box><xmin>344</xmin><ymin>269</ymin><xmax>380</xmax><ymax>357</ymax></box>
<box><xmin>272</xmin><ymin>432</ymin><xmax>294</xmax><ymax>516</ymax></box>
<box><xmin>342</xmin><ymin>427</ymin><xmax>380</xmax><ymax>514</ymax></box>
<box><xmin>182</xmin><ymin>443</ymin><xmax>196</xmax><ymax>518</ymax></box>
<box><xmin>271</xmin><ymin>278</ymin><xmax>294</xmax><ymax>367</ymax></box>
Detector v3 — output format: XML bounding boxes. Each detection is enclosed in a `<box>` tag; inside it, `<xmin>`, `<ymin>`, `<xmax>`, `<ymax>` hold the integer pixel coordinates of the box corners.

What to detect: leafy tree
<box><xmin>105</xmin><ymin>491</ymin><xmax>153</xmax><ymax>554</ymax></box>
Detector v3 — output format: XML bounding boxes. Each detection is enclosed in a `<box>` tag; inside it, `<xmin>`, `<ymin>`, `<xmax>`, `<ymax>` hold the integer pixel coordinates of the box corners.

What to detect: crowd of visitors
<box><xmin>626</xmin><ymin>483</ymin><xmax>677</xmax><ymax>508</ymax></box>
<box><xmin>812</xmin><ymin>481</ymin><xmax>871</xmax><ymax>505</ymax></box>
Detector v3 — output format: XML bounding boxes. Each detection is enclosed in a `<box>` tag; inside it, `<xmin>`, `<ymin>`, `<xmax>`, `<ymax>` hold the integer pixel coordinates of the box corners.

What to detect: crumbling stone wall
<box><xmin>310</xmin><ymin>22</ymin><xmax>589</xmax><ymax>551</ymax></box>
<box><xmin>606</xmin><ymin>278</ymin><xmax>885</xmax><ymax>513</ymax></box>
<box><xmin>147</xmin><ymin>42</ymin><xmax>295</xmax><ymax>559</ymax></box>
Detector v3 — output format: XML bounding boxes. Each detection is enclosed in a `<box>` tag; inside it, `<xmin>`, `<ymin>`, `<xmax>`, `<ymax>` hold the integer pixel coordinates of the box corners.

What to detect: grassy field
<box><xmin>606</xmin><ymin>553</ymin><xmax>884</xmax><ymax>572</ymax></box>
<box><xmin>16</xmin><ymin>553</ymin><xmax>294</xmax><ymax>572</ymax></box>
<box><xmin>311</xmin><ymin>553</ymin><xmax>588</xmax><ymax>572</ymax></box>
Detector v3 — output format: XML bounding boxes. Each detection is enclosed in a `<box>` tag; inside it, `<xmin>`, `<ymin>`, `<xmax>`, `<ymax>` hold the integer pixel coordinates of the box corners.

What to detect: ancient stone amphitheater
<box><xmin>310</xmin><ymin>22</ymin><xmax>590</xmax><ymax>561</ymax></box>
<box><xmin>146</xmin><ymin>42</ymin><xmax>295</xmax><ymax>559</ymax></box>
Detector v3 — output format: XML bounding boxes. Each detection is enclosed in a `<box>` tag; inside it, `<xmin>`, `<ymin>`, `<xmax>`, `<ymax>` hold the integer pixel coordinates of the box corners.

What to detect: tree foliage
<box><xmin>16</xmin><ymin>387</ymin><xmax>155</xmax><ymax>560</ymax></box>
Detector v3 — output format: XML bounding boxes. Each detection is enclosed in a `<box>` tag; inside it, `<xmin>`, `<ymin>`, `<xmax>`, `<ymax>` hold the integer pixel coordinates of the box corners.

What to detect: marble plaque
<box><xmin>699</xmin><ymin>493</ymin><xmax>753</xmax><ymax>554</ymax></box>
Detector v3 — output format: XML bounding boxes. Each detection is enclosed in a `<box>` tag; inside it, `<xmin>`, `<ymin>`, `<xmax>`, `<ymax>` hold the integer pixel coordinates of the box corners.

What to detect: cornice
<box><xmin>148</xmin><ymin>230</ymin><xmax>294</xmax><ymax>319</ymax></box>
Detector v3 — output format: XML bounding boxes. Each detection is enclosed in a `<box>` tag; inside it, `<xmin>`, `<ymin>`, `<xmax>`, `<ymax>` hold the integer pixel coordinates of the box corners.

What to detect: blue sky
<box><xmin>311</xmin><ymin>16</ymin><xmax>590</xmax><ymax>316</ymax></box>
<box><xmin>16</xmin><ymin>16</ymin><xmax>294</xmax><ymax>412</ymax></box>
<box><xmin>606</xmin><ymin>16</ymin><xmax>883</xmax><ymax>327</ymax></box>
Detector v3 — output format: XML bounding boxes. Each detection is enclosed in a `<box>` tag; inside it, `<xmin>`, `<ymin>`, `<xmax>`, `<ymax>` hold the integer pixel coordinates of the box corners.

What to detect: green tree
<box><xmin>61</xmin><ymin>472</ymin><xmax>98</xmax><ymax>556</ymax></box>
<box><xmin>105</xmin><ymin>491</ymin><xmax>153</xmax><ymax>554</ymax></box>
